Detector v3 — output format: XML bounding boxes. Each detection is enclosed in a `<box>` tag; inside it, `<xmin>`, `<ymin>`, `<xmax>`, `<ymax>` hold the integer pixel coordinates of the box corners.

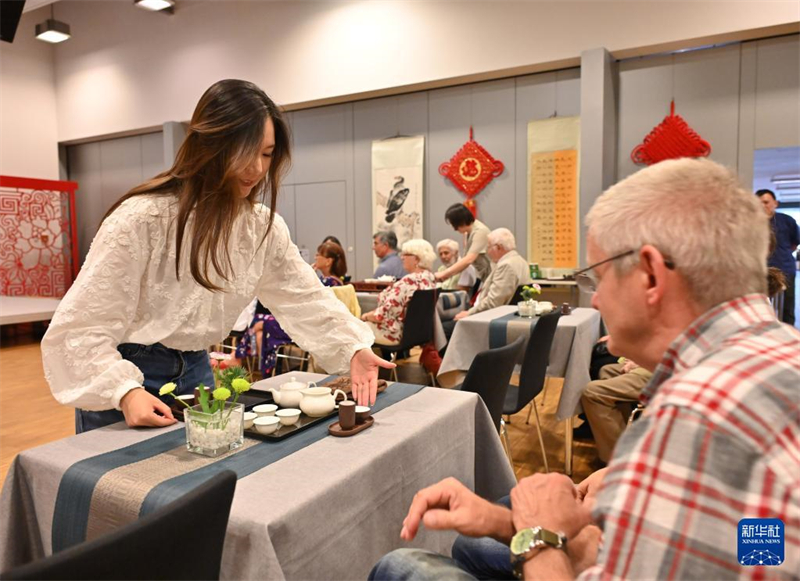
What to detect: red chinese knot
<box><xmin>631</xmin><ymin>101</ymin><xmax>711</xmax><ymax>166</ymax></box>
<box><xmin>439</xmin><ymin>127</ymin><xmax>504</xmax><ymax>217</ymax></box>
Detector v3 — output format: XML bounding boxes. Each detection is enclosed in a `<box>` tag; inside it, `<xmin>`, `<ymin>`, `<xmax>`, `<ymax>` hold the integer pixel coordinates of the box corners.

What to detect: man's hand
<box><xmin>434</xmin><ymin>271</ymin><xmax>446</xmax><ymax>282</ymax></box>
<box><xmin>350</xmin><ymin>348</ymin><xmax>395</xmax><ymax>406</ymax></box>
<box><xmin>400</xmin><ymin>477</ymin><xmax>514</xmax><ymax>543</ymax></box>
<box><xmin>621</xmin><ymin>360</ymin><xmax>639</xmax><ymax>374</ymax></box>
<box><xmin>453</xmin><ymin>310</ymin><xmax>469</xmax><ymax>321</ymax></box>
<box><xmin>120</xmin><ymin>388</ymin><xmax>176</xmax><ymax>428</ymax></box>
<box><xmin>511</xmin><ymin>474</ymin><xmax>593</xmax><ymax>540</ymax></box>
<box><xmin>576</xmin><ymin>467</ymin><xmax>608</xmax><ymax>512</ymax></box>
<box><xmin>568</xmin><ymin>525</ymin><xmax>603</xmax><ymax>574</ymax></box>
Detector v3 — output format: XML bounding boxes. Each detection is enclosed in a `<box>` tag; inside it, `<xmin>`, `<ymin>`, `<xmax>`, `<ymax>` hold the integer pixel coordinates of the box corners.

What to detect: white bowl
<box><xmin>253</xmin><ymin>416</ymin><xmax>280</xmax><ymax>434</ymax></box>
<box><xmin>243</xmin><ymin>411</ymin><xmax>258</xmax><ymax>429</ymax></box>
<box><xmin>253</xmin><ymin>404</ymin><xmax>278</xmax><ymax>417</ymax></box>
<box><xmin>276</xmin><ymin>408</ymin><xmax>301</xmax><ymax>426</ymax></box>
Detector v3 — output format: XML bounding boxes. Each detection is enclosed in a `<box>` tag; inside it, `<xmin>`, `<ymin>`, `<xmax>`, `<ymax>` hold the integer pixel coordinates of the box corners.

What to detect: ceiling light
<box><xmin>771</xmin><ymin>175</ymin><xmax>800</xmax><ymax>186</ymax></box>
<box><xmin>35</xmin><ymin>18</ymin><xmax>70</xmax><ymax>44</ymax></box>
<box><xmin>134</xmin><ymin>0</ymin><xmax>175</xmax><ymax>13</ymax></box>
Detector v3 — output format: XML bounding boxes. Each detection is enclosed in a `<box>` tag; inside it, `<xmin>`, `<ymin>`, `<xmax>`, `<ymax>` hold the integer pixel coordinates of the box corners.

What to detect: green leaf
<box><xmin>197</xmin><ymin>383</ymin><xmax>210</xmax><ymax>413</ymax></box>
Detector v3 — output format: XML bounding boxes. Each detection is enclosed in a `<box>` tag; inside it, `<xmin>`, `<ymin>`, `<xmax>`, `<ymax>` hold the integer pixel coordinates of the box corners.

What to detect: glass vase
<box><xmin>184</xmin><ymin>402</ymin><xmax>244</xmax><ymax>457</ymax></box>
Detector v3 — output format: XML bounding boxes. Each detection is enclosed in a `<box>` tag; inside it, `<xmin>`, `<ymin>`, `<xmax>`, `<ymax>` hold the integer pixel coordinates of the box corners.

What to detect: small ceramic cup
<box><xmin>276</xmin><ymin>408</ymin><xmax>301</xmax><ymax>426</ymax></box>
<box><xmin>355</xmin><ymin>406</ymin><xmax>371</xmax><ymax>424</ymax></box>
<box><xmin>243</xmin><ymin>411</ymin><xmax>258</xmax><ymax>430</ymax></box>
<box><xmin>253</xmin><ymin>416</ymin><xmax>280</xmax><ymax>435</ymax></box>
<box><xmin>338</xmin><ymin>401</ymin><xmax>356</xmax><ymax>430</ymax></box>
<box><xmin>176</xmin><ymin>394</ymin><xmax>195</xmax><ymax>406</ymax></box>
<box><xmin>253</xmin><ymin>404</ymin><xmax>278</xmax><ymax>417</ymax></box>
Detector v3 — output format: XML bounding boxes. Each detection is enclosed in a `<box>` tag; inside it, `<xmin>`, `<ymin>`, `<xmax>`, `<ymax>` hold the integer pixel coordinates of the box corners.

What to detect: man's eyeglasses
<box><xmin>574</xmin><ymin>249</ymin><xmax>675</xmax><ymax>293</ymax></box>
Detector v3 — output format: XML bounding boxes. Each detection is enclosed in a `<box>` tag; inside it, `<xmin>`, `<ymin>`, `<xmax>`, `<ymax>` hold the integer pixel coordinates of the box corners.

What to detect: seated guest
<box><xmin>370</xmin><ymin>158</ymin><xmax>800</xmax><ymax>580</ymax></box>
<box><xmin>313</xmin><ymin>241</ymin><xmax>347</xmax><ymax>286</ymax></box>
<box><xmin>452</xmin><ymin>228</ymin><xmax>531</xmax><ymax>322</ymax></box>
<box><xmin>435</xmin><ymin>203</ymin><xmax>492</xmax><ymax>284</ymax></box>
<box><xmin>235</xmin><ymin>248</ymin><xmax>346</xmax><ymax>376</ymax></box>
<box><xmin>373</xmin><ymin>231</ymin><xmax>407</xmax><ymax>280</ymax></box>
<box><xmin>436</xmin><ymin>239</ymin><xmax>477</xmax><ymax>291</ymax></box>
<box><xmin>361</xmin><ymin>239</ymin><xmax>436</xmax><ymax>345</ymax></box>
<box><xmin>580</xmin><ymin>358</ymin><xmax>651</xmax><ymax>464</ymax></box>
<box><xmin>322</xmin><ymin>234</ymin><xmax>342</xmax><ymax>247</ymax></box>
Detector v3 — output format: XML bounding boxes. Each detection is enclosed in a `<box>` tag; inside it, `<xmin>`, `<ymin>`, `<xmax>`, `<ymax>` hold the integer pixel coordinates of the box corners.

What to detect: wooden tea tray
<box><xmin>328</xmin><ymin>416</ymin><xmax>374</xmax><ymax>437</ymax></box>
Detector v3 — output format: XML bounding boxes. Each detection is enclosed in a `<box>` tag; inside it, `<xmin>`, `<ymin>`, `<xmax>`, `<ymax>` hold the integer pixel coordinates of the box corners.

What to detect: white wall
<box><xmin>51</xmin><ymin>0</ymin><xmax>798</xmax><ymax>143</ymax></box>
<box><xmin>0</xmin><ymin>7</ymin><xmax>59</xmax><ymax>179</ymax></box>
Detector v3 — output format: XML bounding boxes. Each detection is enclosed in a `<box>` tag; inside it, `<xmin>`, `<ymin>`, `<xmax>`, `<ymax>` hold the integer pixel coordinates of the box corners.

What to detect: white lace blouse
<box><xmin>41</xmin><ymin>195</ymin><xmax>374</xmax><ymax>411</ymax></box>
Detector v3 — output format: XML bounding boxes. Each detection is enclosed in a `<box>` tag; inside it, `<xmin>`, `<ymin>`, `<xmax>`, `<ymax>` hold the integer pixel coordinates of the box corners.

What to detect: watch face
<box><xmin>510</xmin><ymin>528</ymin><xmax>536</xmax><ymax>556</ymax></box>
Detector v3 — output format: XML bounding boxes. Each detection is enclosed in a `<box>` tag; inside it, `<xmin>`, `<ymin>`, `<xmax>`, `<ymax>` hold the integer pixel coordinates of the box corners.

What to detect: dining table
<box><xmin>0</xmin><ymin>372</ymin><xmax>515</xmax><ymax>580</ymax></box>
<box><xmin>438</xmin><ymin>306</ymin><xmax>602</xmax><ymax>474</ymax></box>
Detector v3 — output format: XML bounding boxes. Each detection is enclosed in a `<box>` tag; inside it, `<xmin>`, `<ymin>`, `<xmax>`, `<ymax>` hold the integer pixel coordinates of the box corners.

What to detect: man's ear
<box><xmin>638</xmin><ymin>245</ymin><xmax>669</xmax><ymax>306</ymax></box>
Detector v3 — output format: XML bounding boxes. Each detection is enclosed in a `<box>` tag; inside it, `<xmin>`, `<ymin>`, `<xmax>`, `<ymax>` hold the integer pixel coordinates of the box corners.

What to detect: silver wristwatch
<box><xmin>509</xmin><ymin>526</ymin><xmax>567</xmax><ymax>579</ymax></box>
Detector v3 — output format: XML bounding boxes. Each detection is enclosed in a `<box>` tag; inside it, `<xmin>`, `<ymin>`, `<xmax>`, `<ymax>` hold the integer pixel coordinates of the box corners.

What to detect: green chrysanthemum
<box><xmin>212</xmin><ymin>387</ymin><xmax>231</xmax><ymax>401</ymax></box>
<box><xmin>231</xmin><ymin>378</ymin><xmax>250</xmax><ymax>394</ymax></box>
<box><xmin>159</xmin><ymin>382</ymin><xmax>177</xmax><ymax>396</ymax></box>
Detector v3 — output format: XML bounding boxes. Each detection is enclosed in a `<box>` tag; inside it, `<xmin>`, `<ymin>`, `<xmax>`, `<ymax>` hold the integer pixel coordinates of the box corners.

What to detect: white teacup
<box><xmin>253</xmin><ymin>404</ymin><xmax>278</xmax><ymax>417</ymax></box>
<box><xmin>355</xmin><ymin>406</ymin><xmax>371</xmax><ymax>424</ymax></box>
<box><xmin>243</xmin><ymin>411</ymin><xmax>258</xmax><ymax>430</ymax></box>
<box><xmin>276</xmin><ymin>408</ymin><xmax>301</xmax><ymax>426</ymax></box>
<box><xmin>253</xmin><ymin>416</ymin><xmax>280</xmax><ymax>435</ymax></box>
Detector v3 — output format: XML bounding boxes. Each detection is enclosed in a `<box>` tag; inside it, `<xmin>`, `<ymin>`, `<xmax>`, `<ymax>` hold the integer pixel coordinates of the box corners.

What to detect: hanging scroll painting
<box><xmin>527</xmin><ymin>117</ymin><xmax>580</xmax><ymax>270</ymax></box>
<box><xmin>371</xmin><ymin>136</ymin><xmax>425</xmax><ymax>271</ymax></box>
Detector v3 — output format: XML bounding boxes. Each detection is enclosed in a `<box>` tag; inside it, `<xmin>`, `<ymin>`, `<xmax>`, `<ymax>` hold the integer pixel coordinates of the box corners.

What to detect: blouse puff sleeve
<box><xmin>41</xmin><ymin>201</ymin><xmax>150</xmax><ymax>412</ymax></box>
<box><xmin>255</xmin><ymin>214</ymin><xmax>374</xmax><ymax>374</ymax></box>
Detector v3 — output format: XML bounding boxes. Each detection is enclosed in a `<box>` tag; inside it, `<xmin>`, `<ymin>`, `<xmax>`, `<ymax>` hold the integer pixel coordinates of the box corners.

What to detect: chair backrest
<box><xmin>468</xmin><ymin>278</ymin><xmax>482</xmax><ymax>302</ymax></box>
<box><xmin>460</xmin><ymin>336</ymin><xmax>525</xmax><ymax>431</ymax></box>
<box><xmin>508</xmin><ymin>284</ymin><xmax>528</xmax><ymax>305</ymax></box>
<box><xmin>510</xmin><ymin>312</ymin><xmax>562</xmax><ymax>414</ymax></box>
<box><xmin>2</xmin><ymin>471</ymin><xmax>237</xmax><ymax>581</ymax></box>
<box><xmin>331</xmin><ymin>284</ymin><xmax>361</xmax><ymax>318</ymax></box>
<box><xmin>396</xmin><ymin>288</ymin><xmax>438</xmax><ymax>350</ymax></box>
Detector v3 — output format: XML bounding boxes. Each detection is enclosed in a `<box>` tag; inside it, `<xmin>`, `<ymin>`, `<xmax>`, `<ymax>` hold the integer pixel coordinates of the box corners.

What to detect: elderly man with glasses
<box><xmin>369</xmin><ymin>158</ymin><xmax>800</xmax><ymax>581</ymax></box>
<box><xmin>451</xmin><ymin>228</ymin><xmax>532</xmax><ymax>322</ymax></box>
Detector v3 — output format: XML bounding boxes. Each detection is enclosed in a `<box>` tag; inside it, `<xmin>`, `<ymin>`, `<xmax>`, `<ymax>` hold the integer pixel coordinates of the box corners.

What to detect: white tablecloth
<box><xmin>0</xmin><ymin>373</ymin><xmax>515</xmax><ymax>580</ymax></box>
<box><xmin>439</xmin><ymin>306</ymin><xmax>602</xmax><ymax>420</ymax></box>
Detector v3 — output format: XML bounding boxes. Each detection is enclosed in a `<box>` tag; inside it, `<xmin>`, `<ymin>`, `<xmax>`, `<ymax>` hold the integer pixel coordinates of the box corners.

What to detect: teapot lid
<box><xmin>281</xmin><ymin>376</ymin><xmax>306</xmax><ymax>390</ymax></box>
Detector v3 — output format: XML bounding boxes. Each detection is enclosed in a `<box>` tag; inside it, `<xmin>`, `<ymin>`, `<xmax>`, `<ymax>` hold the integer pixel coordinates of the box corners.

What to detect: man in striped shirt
<box><xmin>371</xmin><ymin>159</ymin><xmax>800</xmax><ymax>581</ymax></box>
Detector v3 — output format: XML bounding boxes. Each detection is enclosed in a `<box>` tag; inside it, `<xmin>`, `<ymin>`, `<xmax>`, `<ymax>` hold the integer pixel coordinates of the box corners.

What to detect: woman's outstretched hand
<box><xmin>350</xmin><ymin>348</ymin><xmax>395</xmax><ymax>406</ymax></box>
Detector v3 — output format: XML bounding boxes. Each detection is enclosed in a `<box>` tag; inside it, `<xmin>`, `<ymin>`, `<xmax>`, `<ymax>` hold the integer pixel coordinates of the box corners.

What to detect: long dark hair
<box><xmin>317</xmin><ymin>241</ymin><xmax>347</xmax><ymax>279</ymax></box>
<box><xmin>103</xmin><ymin>79</ymin><xmax>292</xmax><ymax>291</ymax></box>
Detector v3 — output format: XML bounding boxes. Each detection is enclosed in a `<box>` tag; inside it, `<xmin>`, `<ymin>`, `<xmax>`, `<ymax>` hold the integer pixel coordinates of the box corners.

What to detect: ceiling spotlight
<box><xmin>35</xmin><ymin>4</ymin><xmax>71</xmax><ymax>44</ymax></box>
<box><xmin>134</xmin><ymin>0</ymin><xmax>175</xmax><ymax>13</ymax></box>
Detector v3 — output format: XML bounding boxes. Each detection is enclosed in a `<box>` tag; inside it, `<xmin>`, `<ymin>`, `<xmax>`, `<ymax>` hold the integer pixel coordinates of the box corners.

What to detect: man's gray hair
<box><xmin>586</xmin><ymin>158</ymin><xmax>768</xmax><ymax>309</ymax></box>
<box><xmin>436</xmin><ymin>239</ymin><xmax>460</xmax><ymax>254</ymax></box>
<box><xmin>373</xmin><ymin>230</ymin><xmax>398</xmax><ymax>250</ymax></box>
<box><xmin>488</xmin><ymin>228</ymin><xmax>516</xmax><ymax>251</ymax></box>
<box><xmin>401</xmin><ymin>239</ymin><xmax>437</xmax><ymax>270</ymax></box>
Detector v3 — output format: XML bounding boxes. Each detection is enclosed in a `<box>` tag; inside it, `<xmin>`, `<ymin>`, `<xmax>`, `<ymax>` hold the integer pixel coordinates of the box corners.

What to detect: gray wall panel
<box><xmin>288</xmin><ymin>105</ymin><xmax>349</xmax><ymax>184</ymax></box>
<box><xmin>67</xmin><ymin>142</ymin><xmax>102</xmax><ymax>262</ymax></box>
<box><xmin>293</xmin><ymin>182</ymin><xmax>348</xmax><ymax>266</ymax></box>
<box><xmin>754</xmin><ymin>35</ymin><xmax>800</xmax><ymax>150</ymax></box>
<box><xmin>617</xmin><ymin>44</ymin><xmax>742</xmax><ymax>180</ymax></box>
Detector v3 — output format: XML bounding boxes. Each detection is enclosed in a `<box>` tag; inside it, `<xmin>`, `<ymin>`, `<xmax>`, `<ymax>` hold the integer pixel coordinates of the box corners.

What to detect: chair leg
<box><xmin>531</xmin><ymin>403</ymin><xmax>549</xmax><ymax>473</ymax></box>
<box><xmin>540</xmin><ymin>378</ymin><xmax>549</xmax><ymax>408</ymax></box>
<box><xmin>564</xmin><ymin>417</ymin><xmax>573</xmax><ymax>477</ymax></box>
<box><xmin>500</xmin><ymin>419</ymin><xmax>513</xmax><ymax>467</ymax></box>
<box><xmin>526</xmin><ymin>404</ymin><xmax>533</xmax><ymax>425</ymax></box>
<box><xmin>429</xmin><ymin>372</ymin><xmax>437</xmax><ymax>387</ymax></box>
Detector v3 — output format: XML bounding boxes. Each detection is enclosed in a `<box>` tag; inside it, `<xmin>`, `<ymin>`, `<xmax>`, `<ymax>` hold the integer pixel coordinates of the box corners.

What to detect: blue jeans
<box><xmin>75</xmin><ymin>343</ymin><xmax>214</xmax><ymax>433</ymax></box>
<box><xmin>369</xmin><ymin>496</ymin><xmax>514</xmax><ymax>581</ymax></box>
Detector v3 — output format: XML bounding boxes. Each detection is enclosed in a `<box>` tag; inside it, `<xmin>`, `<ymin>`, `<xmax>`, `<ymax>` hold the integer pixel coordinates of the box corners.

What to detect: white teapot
<box><xmin>299</xmin><ymin>387</ymin><xmax>347</xmax><ymax>417</ymax></box>
<box><xmin>268</xmin><ymin>376</ymin><xmax>310</xmax><ymax>408</ymax></box>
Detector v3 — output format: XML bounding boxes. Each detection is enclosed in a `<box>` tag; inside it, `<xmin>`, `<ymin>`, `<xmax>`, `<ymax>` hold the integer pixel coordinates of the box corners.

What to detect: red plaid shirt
<box><xmin>580</xmin><ymin>295</ymin><xmax>800</xmax><ymax>580</ymax></box>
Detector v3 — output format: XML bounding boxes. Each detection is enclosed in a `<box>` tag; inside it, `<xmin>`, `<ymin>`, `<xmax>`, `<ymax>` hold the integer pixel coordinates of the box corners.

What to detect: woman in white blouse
<box><xmin>42</xmin><ymin>79</ymin><xmax>392</xmax><ymax>432</ymax></box>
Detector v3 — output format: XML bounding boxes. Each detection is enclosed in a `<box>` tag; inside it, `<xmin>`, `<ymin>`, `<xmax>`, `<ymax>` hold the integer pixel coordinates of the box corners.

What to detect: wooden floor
<box><xmin>0</xmin><ymin>334</ymin><xmax>599</xmax><ymax>487</ymax></box>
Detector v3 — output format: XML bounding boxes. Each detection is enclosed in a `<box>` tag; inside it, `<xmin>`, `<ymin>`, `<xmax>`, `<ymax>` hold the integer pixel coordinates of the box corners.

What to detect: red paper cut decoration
<box><xmin>439</xmin><ymin>127</ymin><xmax>504</xmax><ymax>217</ymax></box>
<box><xmin>631</xmin><ymin>101</ymin><xmax>711</xmax><ymax>166</ymax></box>
<box><xmin>0</xmin><ymin>176</ymin><xmax>79</xmax><ymax>298</ymax></box>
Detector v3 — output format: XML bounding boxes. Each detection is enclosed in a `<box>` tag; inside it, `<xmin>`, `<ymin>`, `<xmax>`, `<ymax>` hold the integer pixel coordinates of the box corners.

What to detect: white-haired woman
<box><xmin>361</xmin><ymin>239</ymin><xmax>437</xmax><ymax>344</ymax></box>
<box><xmin>436</xmin><ymin>239</ymin><xmax>478</xmax><ymax>292</ymax></box>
